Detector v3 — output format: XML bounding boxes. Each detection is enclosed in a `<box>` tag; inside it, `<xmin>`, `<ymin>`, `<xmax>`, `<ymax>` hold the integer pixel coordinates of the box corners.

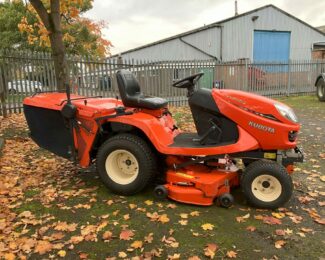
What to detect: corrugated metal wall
<box><xmin>221</xmin><ymin>6</ymin><xmax>325</xmax><ymax>61</ymax></box>
<box><xmin>119</xmin><ymin>6</ymin><xmax>325</xmax><ymax>62</ymax></box>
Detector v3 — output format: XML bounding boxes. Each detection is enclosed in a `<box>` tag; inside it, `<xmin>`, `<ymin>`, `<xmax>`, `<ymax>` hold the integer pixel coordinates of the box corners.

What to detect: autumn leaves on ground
<box><xmin>0</xmin><ymin>95</ymin><xmax>324</xmax><ymax>259</ymax></box>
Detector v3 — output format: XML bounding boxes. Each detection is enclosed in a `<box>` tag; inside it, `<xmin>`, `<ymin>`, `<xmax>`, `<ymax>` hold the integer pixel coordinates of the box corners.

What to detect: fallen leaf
<box><xmin>263</xmin><ymin>216</ymin><xmax>282</xmax><ymax>225</ymax></box>
<box><xmin>201</xmin><ymin>223</ymin><xmax>214</xmax><ymax>230</ymax></box>
<box><xmin>204</xmin><ymin>243</ymin><xmax>218</xmax><ymax>259</ymax></box>
<box><xmin>144</xmin><ymin>200</ymin><xmax>153</xmax><ymax>206</ymax></box>
<box><xmin>271</xmin><ymin>212</ymin><xmax>285</xmax><ymax>219</ymax></box>
<box><xmin>179</xmin><ymin>219</ymin><xmax>188</xmax><ymax>225</ymax></box>
<box><xmin>274</xmin><ymin>240</ymin><xmax>286</xmax><ymax>249</ymax></box>
<box><xmin>226</xmin><ymin>250</ymin><xmax>237</xmax><ymax>258</ymax></box>
<box><xmin>180</xmin><ymin>213</ymin><xmax>188</xmax><ymax>219</ymax></box>
<box><xmin>190</xmin><ymin>211</ymin><xmax>200</xmax><ymax>217</ymax></box>
<box><xmin>118</xmin><ymin>252</ymin><xmax>127</xmax><ymax>258</ymax></box>
<box><xmin>54</xmin><ymin>222</ymin><xmax>77</xmax><ymax>232</ymax></box>
<box><xmin>57</xmin><ymin>250</ymin><xmax>66</xmax><ymax>257</ymax></box>
<box><xmin>159</xmin><ymin>214</ymin><xmax>170</xmax><ymax>223</ymax></box>
<box><xmin>131</xmin><ymin>240</ymin><xmax>143</xmax><ymax>249</ymax></box>
<box><xmin>144</xmin><ymin>233</ymin><xmax>154</xmax><ymax>243</ymax></box>
<box><xmin>119</xmin><ymin>230</ymin><xmax>134</xmax><ymax>240</ymax></box>
<box><xmin>236</xmin><ymin>213</ymin><xmax>250</xmax><ymax>223</ymax></box>
<box><xmin>69</xmin><ymin>235</ymin><xmax>84</xmax><ymax>244</ymax></box>
<box><xmin>246</xmin><ymin>226</ymin><xmax>256</xmax><ymax>232</ymax></box>
<box><xmin>275</xmin><ymin>229</ymin><xmax>286</xmax><ymax>236</ymax></box>
<box><xmin>102</xmin><ymin>231</ymin><xmax>113</xmax><ymax>240</ymax></box>
<box><xmin>34</xmin><ymin>240</ymin><xmax>53</xmax><ymax>255</ymax></box>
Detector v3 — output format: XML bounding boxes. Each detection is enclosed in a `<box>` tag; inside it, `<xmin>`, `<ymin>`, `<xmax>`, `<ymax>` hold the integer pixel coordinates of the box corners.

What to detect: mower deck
<box><xmin>164</xmin><ymin>164</ymin><xmax>240</xmax><ymax>206</ymax></box>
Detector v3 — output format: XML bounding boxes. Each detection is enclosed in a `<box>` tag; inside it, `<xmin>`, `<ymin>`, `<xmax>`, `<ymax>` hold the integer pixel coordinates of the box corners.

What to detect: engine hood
<box><xmin>212</xmin><ymin>89</ymin><xmax>297</xmax><ymax>124</ymax></box>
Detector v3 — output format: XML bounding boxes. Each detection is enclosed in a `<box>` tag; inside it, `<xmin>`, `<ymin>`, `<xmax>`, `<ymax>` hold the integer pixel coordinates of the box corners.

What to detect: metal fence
<box><xmin>0</xmin><ymin>51</ymin><xmax>324</xmax><ymax>116</ymax></box>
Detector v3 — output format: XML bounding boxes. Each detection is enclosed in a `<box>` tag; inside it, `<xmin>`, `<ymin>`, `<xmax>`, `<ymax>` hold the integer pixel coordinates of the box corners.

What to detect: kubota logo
<box><xmin>248</xmin><ymin>121</ymin><xmax>275</xmax><ymax>134</ymax></box>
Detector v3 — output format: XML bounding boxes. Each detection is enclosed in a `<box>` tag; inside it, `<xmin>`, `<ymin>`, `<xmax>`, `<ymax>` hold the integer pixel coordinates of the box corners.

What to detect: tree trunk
<box><xmin>49</xmin><ymin>27</ymin><xmax>68</xmax><ymax>91</ymax></box>
<box><xmin>29</xmin><ymin>0</ymin><xmax>68</xmax><ymax>91</ymax></box>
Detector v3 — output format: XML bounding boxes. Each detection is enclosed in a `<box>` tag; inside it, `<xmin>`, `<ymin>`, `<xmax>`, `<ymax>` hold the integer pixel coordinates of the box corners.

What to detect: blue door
<box><xmin>253</xmin><ymin>31</ymin><xmax>290</xmax><ymax>62</ymax></box>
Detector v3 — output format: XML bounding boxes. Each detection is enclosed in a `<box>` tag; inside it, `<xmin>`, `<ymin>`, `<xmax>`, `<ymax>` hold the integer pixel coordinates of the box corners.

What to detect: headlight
<box><xmin>274</xmin><ymin>103</ymin><xmax>298</xmax><ymax>123</ymax></box>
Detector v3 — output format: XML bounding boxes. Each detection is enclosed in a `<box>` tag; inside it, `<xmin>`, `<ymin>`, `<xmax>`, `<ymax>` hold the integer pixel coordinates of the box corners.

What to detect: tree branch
<box><xmin>29</xmin><ymin>0</ymin><xmax>51</xmax><ymax>29</ymax></box>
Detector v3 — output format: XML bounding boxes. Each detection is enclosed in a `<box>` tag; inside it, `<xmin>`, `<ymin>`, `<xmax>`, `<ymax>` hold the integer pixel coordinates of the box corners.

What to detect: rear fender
<box><xmin>107</xmin><ymin>112</ymin><xmax>177</xmax><ymax>152</ymax></box>
<box><xmin>315</xmin><ymin>73</ymin><xmax>325</xmax><ymax>86</ymax></box>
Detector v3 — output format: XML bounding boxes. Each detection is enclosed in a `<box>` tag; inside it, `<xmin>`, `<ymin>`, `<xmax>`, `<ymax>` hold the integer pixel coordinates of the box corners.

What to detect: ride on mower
<box><xmin>23</xmin><ymin>70</ymin><xmax>303</xmax><ymax>209</ymax></box>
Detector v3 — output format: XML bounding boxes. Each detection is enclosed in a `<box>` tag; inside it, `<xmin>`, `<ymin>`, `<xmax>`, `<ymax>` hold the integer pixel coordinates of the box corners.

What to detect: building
<box><xmin>114</xmin><ymin>4</ymin><xmax>325</xmax><ymax>62</ymax></box>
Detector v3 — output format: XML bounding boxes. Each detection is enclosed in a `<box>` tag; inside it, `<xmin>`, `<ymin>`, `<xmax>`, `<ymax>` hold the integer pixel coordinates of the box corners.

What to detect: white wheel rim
<box><xmin>105</xmin><ymin>149</ymin><xmax>139</xmax><ymax>185</ymax></box>
<box><xmin>251</xmin><ymin>174</ymin><xmax>282</xmax><ymax>202</ymax></box>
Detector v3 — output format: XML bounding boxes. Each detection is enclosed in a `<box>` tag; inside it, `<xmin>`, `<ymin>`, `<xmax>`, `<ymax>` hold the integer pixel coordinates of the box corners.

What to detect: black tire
<box><xmin>316</xmin><ymin>77</ymin><xmax>325</xmax><ymax>102</ymax></box>
<box><xmin>241</xmin><ymin>160</ymin><xmax>293</xmax><ymax>209</ymax></box>
<box><xmin>96</xmin><ymin>133</ymin><xmax>157</xmax><ymax>195</ymax></box>
<box><xmin>154</xmin><ymin>185</ymin><xmax>168</xmax><ymax>200</ymax></box>
<box><xmin>218</xmin><ymin>193</ymin><xmax>234</xmax><ymax>208</ymax></box>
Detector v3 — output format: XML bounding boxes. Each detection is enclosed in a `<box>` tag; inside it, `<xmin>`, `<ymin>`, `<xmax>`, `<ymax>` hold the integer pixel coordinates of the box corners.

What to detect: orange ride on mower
<box><xmin>23</xmin><ymin>70</ymin><xmax>303</xmax><ymax>209</ymax></box>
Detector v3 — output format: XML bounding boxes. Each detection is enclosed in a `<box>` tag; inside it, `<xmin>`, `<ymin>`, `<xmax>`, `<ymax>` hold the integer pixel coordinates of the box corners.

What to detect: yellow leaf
<box><xmin>201</xmin><ymin>223</ymin><xmax>214</xmax><ymax>230</ymax></box>
<box><xmin>272</xmin><ymin>212</ymin><xmax>286</xmax><ymax>219</ymax></box>
<box><xmin>118</xmin><ymin>251</ymin><xmax>127</xmax><ymax>258</ymax></box>
<box><xmin>131</xmin><ymin>240</ymin><xmax>143</xmax><ymax>249</ymax></box>
<box><xmin>190</xmin><ymin>211</ymin><xmax>200</xmax><ymax>217</ymax></box>
<box><xmin>58</xmin><ymin>250</ymin><xmax>66</xmax><ymax>257</ymax></box>
<box><xmin>159</xmin><ymin>214</ymin><xmax>170</xmax><ymax>223</ymax></box>
<box><xmin>180</xmin><ymin>213</ymin><xmax>188</xmax><ymax>219</ymax></box>
<box><xmin>129</xmin><ymin>203</ymin><xmax>137</xmax><ymax>209</ymax></box>
<box><xmin>178</xmin><ymin>219</ymin><xmax>188</xmax><ymax>225</ymax></box>
<box><xmin>145</xmin><ymin>200</ymin><xmax>153</xmax><ymax>206</ymax></box>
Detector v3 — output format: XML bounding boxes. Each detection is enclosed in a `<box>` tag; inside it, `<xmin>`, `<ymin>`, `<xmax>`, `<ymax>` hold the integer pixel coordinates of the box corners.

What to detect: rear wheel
<box><xmin>96</xmin><ymin>133</ymin><xmax>157</xmax><ymax>195</ymax></box>
<box><xmin>316</xmin><ymin>77</ymin><xmax>325</xmax><ymax>102</ymax></box>
<box><xmin>241</xmin><ymin>160</ymin><xmax>292</xmax><ymax>209</ymax></box>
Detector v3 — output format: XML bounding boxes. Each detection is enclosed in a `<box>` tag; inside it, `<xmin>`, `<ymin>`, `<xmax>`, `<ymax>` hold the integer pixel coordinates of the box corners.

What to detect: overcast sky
<box><xmin>84</xmin><ymin>0</ymin><xmax>325</xmax><ymax>55</ymax></box>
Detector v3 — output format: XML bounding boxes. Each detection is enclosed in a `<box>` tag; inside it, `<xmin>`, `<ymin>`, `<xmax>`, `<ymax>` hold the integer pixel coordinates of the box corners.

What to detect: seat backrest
<box><xmin>116</xmin><ymin>70</ymin><xmax>141</xmax><ymax>106</ymax></box>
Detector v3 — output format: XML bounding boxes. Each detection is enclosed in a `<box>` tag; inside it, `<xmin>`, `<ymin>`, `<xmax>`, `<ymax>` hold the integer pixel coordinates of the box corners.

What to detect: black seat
<box><xmin>116</xmin><ymin>70</ymin><xmax>168</xmax><ymax>109</ymax></box>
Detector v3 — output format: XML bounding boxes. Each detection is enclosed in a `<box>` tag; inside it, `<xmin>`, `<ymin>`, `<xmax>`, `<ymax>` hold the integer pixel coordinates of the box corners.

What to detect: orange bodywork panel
<box><xmin>165</xmin><ymin>164</ymin><xmax>239</xmax><ymax>206</ymax></box>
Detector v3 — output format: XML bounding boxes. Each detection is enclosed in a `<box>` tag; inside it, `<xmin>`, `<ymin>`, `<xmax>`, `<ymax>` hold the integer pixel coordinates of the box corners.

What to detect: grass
<box><xmin>1</xmin><ymin>94</ymin><xmax>324</xmax><ymax>259</ymax></box>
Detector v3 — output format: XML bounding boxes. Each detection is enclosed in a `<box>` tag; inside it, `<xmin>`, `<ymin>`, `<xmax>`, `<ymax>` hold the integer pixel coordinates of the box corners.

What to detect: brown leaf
<box><xmin>246</xmin><ymin>226</ymin><xmax>256</xmax><ymax>232</ymax></box>
<box><xmin>274</xmin><ymin>240</ymin><xmax>286</xmax><ymax>249</ymax></box>
<box><xmin>54</xmin><ymin>221</ymin><xmax>77</xmax><ymax>232</ymax></box>
<box><xmin>69</xmin><ymin>235</ymin><xmax>84</xmax><ymax>244</ymax></box>
<box><xmin>263</xmin><ymin>216</ymin><xmax>282</xmax><ymax>225</ymax></box>
<box><xmin>159</xmin><ymin>214</ymin><xmax>170</xmax><ymax>223</ymax></box>
<box><xmin>102</xmin><ymin>231</ymin><xmax>113</xmax><ymax>240</ymax></box>
<box><xmin>190</xmin><ymin>211</ymin><xmax>200</xmax><ymax>217</ymax></box>
<box><xmin>204</xmin><ymin>243</ymin><xmax>218</xmax><ymax>258</ymax></box>
<box><xmin>226</xmin><ymin>250</ymin><xmax>237</xmax><ymax>258</ymax></box>
<box><xmin>119</xmin><ymin>229</ymin><xmax>134</xmax><ymax>240</ymax></box>
<box><xmin>34</xmin><ymin>240</ymin><xmax>53</xmax><ymax>255</ymax></box>
<box><xmin>79</xmin><ymin>252</ymin><xmax>88</xmax><ymax>259</ymax></box>
<box><xmin>314</xmin><ymin>218</ymin><xmax>325</xmax><ymax>225</ymax></box>
<box><xmin>275</xmin><ymin>229</ymin><xmax>286</xmax><ymax>236</ymax></box>
<box><xmin>236</xmin><ymin>213</ymin><xmax>250</xmax><ymax>223</ymax></box>
<box><xmin>144</xmin><ymin>233</ymin><xmax>154</xmax><ymax>243</ymax></box>
<box><xmin>188</xmin><ymin>256</ymin><xmax>201</xmax><ymax>260</ymax></box>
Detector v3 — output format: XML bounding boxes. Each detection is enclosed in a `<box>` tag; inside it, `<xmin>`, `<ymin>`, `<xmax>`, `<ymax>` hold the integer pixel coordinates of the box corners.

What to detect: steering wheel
<box><xmin>172</xmin><ymin>72</ymin><xmax>204</xmax><ymax>89</ymax></box>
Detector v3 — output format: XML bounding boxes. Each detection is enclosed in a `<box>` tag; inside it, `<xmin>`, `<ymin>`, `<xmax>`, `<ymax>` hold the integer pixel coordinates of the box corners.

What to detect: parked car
<box><xmin>8</xmin><ymin>80</ymin><xmax>43</xmax><ymax>94</ymax></box>
<box><xmin>315</xmin><ymin>74</ymin><xmax>325</xmax><ymax>102</ymax></box>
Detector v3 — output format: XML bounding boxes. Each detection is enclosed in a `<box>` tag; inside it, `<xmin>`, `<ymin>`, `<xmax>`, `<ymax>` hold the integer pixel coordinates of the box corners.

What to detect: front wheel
<box><xmin>96</xmin><ymin>133</ymin><xmax>157</xmax><ymax>195</ymax></box>
<box><xmin>316</xmin><ymin>77</ymin><xmax>325</xmax><ymax>102</ymax></box>
<box><xmin>241</xmin><ymin>160</ymin><xmax>293</xmax><ymax>209</ymax></box>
